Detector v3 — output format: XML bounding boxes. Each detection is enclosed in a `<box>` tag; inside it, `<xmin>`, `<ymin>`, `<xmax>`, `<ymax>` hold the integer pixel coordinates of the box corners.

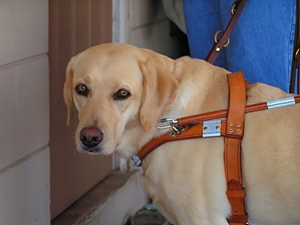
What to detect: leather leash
<box><xmin>291</xmin><ymin>0</ymin><xmax>300</xmax><ymax>94</ymax></box>
<box><xmin>206</xmin><ymin>0</ymin><xmax>247</xmax><ymax>64</ymax></box>
<box><xmin>206</xmin><ymin>0</ymin><xmax>297</xmax><ymax>94</ymax></box>
<box><xmin>133</xmin><ymin>71</ymin><xmax>300</xmax><ymax>224</ymax></box>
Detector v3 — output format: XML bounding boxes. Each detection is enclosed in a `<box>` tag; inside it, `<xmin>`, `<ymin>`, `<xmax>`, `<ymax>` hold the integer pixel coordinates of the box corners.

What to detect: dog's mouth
<box><xmin>79</xmin><ymin>144</ymin><xmax>104</xmax><ymax>154</ymax></box>
<box><xmin>78</xmin><ymin>139</ymin><xmax>118</xmax><ymax>155</ymax></box>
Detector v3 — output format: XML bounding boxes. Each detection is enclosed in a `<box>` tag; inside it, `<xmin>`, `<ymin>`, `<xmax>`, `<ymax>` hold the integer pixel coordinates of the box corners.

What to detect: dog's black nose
<box><xmin>80</xmin><ymin>127</ymin><xmax>103</xmax><ymax>148</ymax></box>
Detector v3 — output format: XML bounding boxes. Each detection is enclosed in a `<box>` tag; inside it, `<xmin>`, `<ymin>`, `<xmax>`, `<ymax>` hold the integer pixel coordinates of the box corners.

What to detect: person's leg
<box><xmin>222</xmin><ymin>1</ymin><xmax>296</xmax><ymax>92</ymax></box>
<box><xmin>183</xmin><ymin>0</ymin><xmax>227</xmax><ymax>67</ymax></box>
<box><xmin>184</xmin><ymin>0</ymin><xmax>296</xmax><ymax>92</ymax></box>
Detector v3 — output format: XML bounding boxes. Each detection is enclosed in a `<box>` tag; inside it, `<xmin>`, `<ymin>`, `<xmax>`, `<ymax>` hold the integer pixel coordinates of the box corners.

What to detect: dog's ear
<box><xmin>63</xmin><ymin>57</ymin><xmax>75</xmax><ymax>126</ymax></box>
<box><xmin>139</xmin><ymin>57</ymin><xmax>179</xmax><ymax>131</ymax></box>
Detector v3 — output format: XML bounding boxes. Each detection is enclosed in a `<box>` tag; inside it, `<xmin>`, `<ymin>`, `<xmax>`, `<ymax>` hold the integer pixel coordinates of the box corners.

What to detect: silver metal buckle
<box><xmin>157</xmin><ymin>118</ymin><xmax>178</xmax><ymax>130</ymax></box>
<box><xmin>203</xmin><ymin>120</ymin><xmax>221</xmax><ymax>137</ymax></box>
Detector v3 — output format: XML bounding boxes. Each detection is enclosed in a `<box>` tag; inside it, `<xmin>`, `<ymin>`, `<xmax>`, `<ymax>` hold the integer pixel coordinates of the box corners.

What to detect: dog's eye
<box><xmin>75</xmin><ymin>84</ymin><xmax>89</xmax><ymax>96</ymax></box>
<box><xmin>113</xmin><ymin>89</ymin><xmax>131</xmax><ymax>100</ymax></box>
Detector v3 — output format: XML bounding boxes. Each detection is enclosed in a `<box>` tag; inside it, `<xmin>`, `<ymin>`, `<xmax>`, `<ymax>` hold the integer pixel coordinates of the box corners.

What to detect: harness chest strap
<box><xmin>134</xmin><ymin>89</ymin><xmax>300</xmax><ymax>163</ymax></box>
<box><xmin>135</xmin><ymin>71</ymin><xmax>248</xmax><ymax>224</ymax></box>
<box><xmin>225</xmin><ymin>72</ymin><xmax>248</xmax><ymax>224</ymax></box>
<box><xmin>133</xmin><ymin>72</ymin><xmax>300</xmax><ymax>224</ymax></box>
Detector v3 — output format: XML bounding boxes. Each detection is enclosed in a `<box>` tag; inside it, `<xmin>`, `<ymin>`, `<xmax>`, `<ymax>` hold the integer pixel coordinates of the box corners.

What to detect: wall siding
<box><xmin>0</xmin><ymin>0</ymin><xmax>50</xmax><ymax>224</ymax></box>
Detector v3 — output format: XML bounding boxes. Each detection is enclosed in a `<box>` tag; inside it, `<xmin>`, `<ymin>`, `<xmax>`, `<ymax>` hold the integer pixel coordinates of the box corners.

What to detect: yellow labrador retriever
<box><xmin>64</xmin><ymin>43</ymin><xmax>300</xmax><ymax>225</ymax></box>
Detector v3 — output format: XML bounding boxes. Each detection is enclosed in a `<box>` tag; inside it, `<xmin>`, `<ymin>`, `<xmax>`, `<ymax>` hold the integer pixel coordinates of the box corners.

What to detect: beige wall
<box><xmin>0</xmin><ymin>0</ymin><xmax>50</xmax><ymax>224</ymax></box>
<box><xmin>113</xmin><ymin>0</ymin><xmax>181</xmax><ymax>58</ymax></box>
<box><xmin>49</xmin><ymin>0</ymin><xmax>113</xmax><ymax>219</ymax></box>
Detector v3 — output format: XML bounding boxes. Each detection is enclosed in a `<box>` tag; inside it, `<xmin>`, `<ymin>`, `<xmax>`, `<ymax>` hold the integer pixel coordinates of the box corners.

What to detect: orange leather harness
<box><xmin>133</xmin><ymin>71</ymin><xmax>300</xmax><ymax>224</ymax></box>
<box><xmin>224</xmin><ymin>72</ymin><xmax>247</xmax><ymax>225</ymax></box>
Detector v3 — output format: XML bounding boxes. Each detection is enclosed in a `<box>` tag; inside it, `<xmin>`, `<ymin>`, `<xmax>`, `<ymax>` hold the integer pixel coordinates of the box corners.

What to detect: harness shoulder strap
<box><xmin>225</xmin><ymin>71</ymin><xmax>248</xmax><ymax>225</ymax></box>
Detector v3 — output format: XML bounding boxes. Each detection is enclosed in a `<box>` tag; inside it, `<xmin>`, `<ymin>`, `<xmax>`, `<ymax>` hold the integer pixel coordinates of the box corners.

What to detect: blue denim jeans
<box><xmin>183</xmin><ymin>0</ymin><xmax>296</xmax><ymax>92</ymax></box>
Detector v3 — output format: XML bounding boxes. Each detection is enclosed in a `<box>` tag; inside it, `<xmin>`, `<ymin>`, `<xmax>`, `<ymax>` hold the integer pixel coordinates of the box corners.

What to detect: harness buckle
<box><xmin>157</xmin><ymin>118</ymin><xmax>186</xmax><ymax>137</ymax></box>
<box><xmin>157</xmin><ymin>118</ymin><xmax>179</xmax><ymax>130</ymax></box>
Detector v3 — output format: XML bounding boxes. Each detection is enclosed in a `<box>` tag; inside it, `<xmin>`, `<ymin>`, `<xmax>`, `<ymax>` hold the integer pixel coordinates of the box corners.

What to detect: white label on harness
<box><xmin>203</xmin><ymin>120</ymin><xmax>221</xmax><ymax>137</ymax></box>
<box><xmin>267</xmin><ymin>97</ymin><xmax>295</xmax><ymax>109</ymax></box>
<box><xmin>132</xmin><ymin>155</ymin><xmax>142</xmax><ymax>167</ymax></box>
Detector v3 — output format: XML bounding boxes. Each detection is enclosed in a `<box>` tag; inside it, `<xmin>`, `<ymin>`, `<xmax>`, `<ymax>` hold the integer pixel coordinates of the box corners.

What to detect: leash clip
<box><xmin>157</xmin><ymin>118</ymin><xmax>178</xmax><ymax>130</ymax></box>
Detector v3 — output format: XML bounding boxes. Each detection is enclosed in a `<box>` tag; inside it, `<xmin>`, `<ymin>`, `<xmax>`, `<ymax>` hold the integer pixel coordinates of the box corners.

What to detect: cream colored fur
<box><xmin>64</xmin><ymin>43</ymin><xmax>300</xmax><ymax>225</ymax></box>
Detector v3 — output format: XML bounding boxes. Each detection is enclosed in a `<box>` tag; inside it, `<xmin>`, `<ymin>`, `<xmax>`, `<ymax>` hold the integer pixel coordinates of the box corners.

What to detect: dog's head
<box><xmin>64</xmin><ymin>43</ymin><xmax>179</xmax><ymax>157</ymax></box>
